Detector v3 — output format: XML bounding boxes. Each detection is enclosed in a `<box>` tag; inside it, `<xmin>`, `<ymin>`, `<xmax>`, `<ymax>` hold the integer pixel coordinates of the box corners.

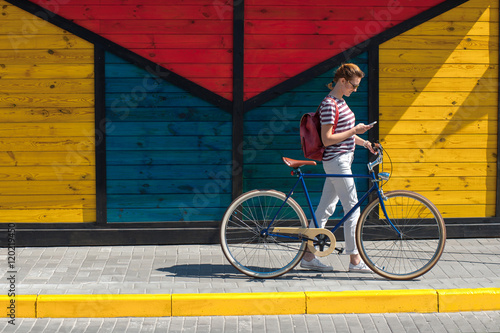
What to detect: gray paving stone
<box><xmin>1</xmin><ymin>239</ymin><xmax>500</xmax><ymax>332</ymax></box>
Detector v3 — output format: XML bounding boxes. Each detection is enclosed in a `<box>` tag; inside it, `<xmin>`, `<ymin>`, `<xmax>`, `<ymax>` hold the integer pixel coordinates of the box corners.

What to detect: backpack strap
<box><xmin>319</xmin><ymin>96</ymin><xmax>339</xmax><ymax>132</ymax></box>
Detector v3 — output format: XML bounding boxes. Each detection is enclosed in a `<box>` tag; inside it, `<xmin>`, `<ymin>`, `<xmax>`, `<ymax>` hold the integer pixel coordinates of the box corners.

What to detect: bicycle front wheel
<box><xmin>356</xmin><ymin>190</ymin><xmax>446</xmax><ymax>280</ymax></box>
<box><xmin>220</xmin><ymin>190</ymin><xmax>308</xmax><ymax>278</ymax></box>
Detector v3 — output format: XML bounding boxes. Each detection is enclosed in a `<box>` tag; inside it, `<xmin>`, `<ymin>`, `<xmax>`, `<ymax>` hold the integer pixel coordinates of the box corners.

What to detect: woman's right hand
<box><xmin>352</xmin><ymin>123</ymin><xmax>373</xmax><ymax>135</ymax></box>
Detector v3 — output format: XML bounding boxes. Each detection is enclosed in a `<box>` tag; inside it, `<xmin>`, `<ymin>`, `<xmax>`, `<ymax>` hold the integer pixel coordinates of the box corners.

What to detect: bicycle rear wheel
<box><xmin>356</xmin><ymin>190</ymin><xmax>446</xmax><ymax>280</ymax></box>
<box><xmin>220</xmin><ymin>190</ymin><xmax>308</xmax><ymax>278</ymax></box>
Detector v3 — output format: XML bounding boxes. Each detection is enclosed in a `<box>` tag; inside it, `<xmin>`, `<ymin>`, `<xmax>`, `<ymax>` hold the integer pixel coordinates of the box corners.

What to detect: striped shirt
<box><xmin>319</xmin><ymin>95</ymin><xmax>356</xmax><ymax>161</ymax></box>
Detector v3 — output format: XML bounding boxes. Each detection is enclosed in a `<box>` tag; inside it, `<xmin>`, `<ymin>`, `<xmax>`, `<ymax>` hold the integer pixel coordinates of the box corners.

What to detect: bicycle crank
<box><xmin>269</xmin><ymin>227</ymin><xmax>336</xmax><ymax>257</ymax></box>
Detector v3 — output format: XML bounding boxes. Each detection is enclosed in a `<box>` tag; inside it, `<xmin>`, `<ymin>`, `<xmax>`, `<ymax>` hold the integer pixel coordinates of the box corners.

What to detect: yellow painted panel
<box><xmin>0</xmin><ymin>94</ymin><xmax>94</xmax><ymax>108</ymax></box>
<box><xmin>381</xmin><ymin>36</ymin><xmax>495</xmax><ymax>51</ymax></box>
<box><xmin>380</xmin><ymin>120</ymin><xmax>496</xmax><ymax>135</ymax></box>
<box><xmin>307</xmin><ymin>290</ymin><xmax>438</xmax><ymax>314</ymax></box>
<box><xmin>379</xmin><ymin>49</ymin><xmax>497</xmax><ymax>64</ymax></box>
<box><xmin>437</xmin><ymin>205</ymin><xmax>496</xmax><ymax>217</ymax></box>
<box><xmin>402</xmin><ymin>22</ymin><xmax>498</xmax><ymax>36</ymax></box>
<box><xmin>0</xmin><ymin>64</ymin><xmax>94</xmax><ymax>79</ymax></box>
<box><xmin>0</xmin><ymin>195</ymin><xmax>95</xmax><ymax>209</ymax></box>
<box><xmin>0</xmin><ymin>0</ymin><xmax>96</xmax><ymax>223</ymax></box>
<box><xmin>379</xmin><ymin>107</ymin><xmax>497</xmax><ymax>121</ymax></box>
<box><xmin>0</xmin><ymin>152</ymin><xmax>94</xmax><ymax>166</ymax></box>
<box><xmin>438</xmin><ymin>288</ymin><xmax>500</xmax><ymax>312</ymax></box>
<box><xmin>386</xmin><ymin>148</ymin><xmax>496</xmax><ymax>163</ymax></box>
<box><xmin>380</xmin><ymin>64</ymin><xmax>497</xmax><ymax>78</ymax></box>
<box><xmin>0</xmin><ymin>123</ymin><xmax>95</xmax><ymax>137</ymax></box>
<box><xmin>0</xmin><ymin>108</ymin><xmax>95</xmax><ymax>123</ymax></box>
<box><xmin>172</xmin><ymin>293</ymin><xmax>306</xmax><ymax>317</ymax></box>
<box><xmin>380</xmin><ymin>91</ymin><xmax>497</xmax><ymax>107</ymax></box>
<box><xmin>0</xmin><ymin>166</ymin><xmax>94</xmax><ymax>180</ymax></box>
<box><xmin>0</xmin><ymin>181</ymin><xmax>95</xmax><ymax>194</ymax></box>
<box><xmin>389</xmin><ymin>163</ymin><xmax>495</xmax><ymax>177</ymax></box>
<box><xmin>461</xmin><ymin>0</ymin><xmax>499</xmax><ymax>8</ymax></box>
<box><xmin>437</xmin><ymin>7</ymin><xmax>499</xmax><ymax>22</ymax></box>
<box><xmin>0</xmin><ymin>209</ymin><xmax>96</xmax><ymax>223</ymax></box>
<box><xmin>384</xmin><ymin>177</ymin><xmax>496</xmax><ymax>191</ymax></box>
<box><xmin>0</xmin><ymin>35</ymin><xmax>93</xmax><ymax>50</ymax></box>
<box><xmin>380</xmin><ymin>134</ymin><xmax>496</xmax><ymax>148</ymax></box>
<box><xmin>0</xmin><ymin>21</ymin><xmax>70</xmax><ymax>35</ymax></box>
<box><xmin>0</xmin><ymin>138</ymin><xmax>94</xmax><ymax>152</ymax></box>
<box><xmin>37</xmin><ymin>294</ymin><xmax>172</xmax><ymax>318</ymax></box>
<box><xmin>0</xmin><ymin>49</ymin><xmax>93</xmax><ymax>64</ymax></box>
<box><xmin>401</xmin><ymin>191</ymin><xmax>497</xmax><ymax>206</ymax></box>
<box><xmin>0</xmin><ymin>79</ymin><xmax>94</xmax><ymax>94</ymax></box>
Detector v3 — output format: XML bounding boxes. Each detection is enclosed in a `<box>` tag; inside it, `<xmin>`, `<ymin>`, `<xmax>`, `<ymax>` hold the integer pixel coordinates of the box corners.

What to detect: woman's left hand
<box><xmin>363</xmin><ymin>141</ymin><xmax>378</xmax><ymax>155</ymax></box>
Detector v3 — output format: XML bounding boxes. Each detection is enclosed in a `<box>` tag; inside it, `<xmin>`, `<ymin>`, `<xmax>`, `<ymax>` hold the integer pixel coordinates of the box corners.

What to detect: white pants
<box><xmin>315</xmin><ymin>152</ymin><xmax>359</xmax><ymax>255</ymax></box>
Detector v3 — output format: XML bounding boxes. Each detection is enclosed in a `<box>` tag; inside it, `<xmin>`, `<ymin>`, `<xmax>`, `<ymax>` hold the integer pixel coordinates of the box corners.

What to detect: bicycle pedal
<box><xmin>335</xmin><ymin>247</ymin><xmax>344</xmax><ymax>254</ymax></box>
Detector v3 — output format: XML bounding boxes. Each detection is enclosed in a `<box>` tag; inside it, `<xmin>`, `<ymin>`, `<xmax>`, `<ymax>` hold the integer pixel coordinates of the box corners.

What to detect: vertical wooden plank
<box><xmin>232</xmin><ymin>0</ymin><xmax>245</xmax><ymax>200</ymax></box>
<box><xmin>368</xmin><ymin>45</ymin><xmax>380</xmax><ymax>144</ymax></box>
<box><xmin>95</xmin><ymin>46</ymin><xmax>107</xmax><ymax>225</ymax></box>
<box><xmin>368</xmin><ymin>45</ymin><xmax>380</xmax><ymax>204</ymax></box>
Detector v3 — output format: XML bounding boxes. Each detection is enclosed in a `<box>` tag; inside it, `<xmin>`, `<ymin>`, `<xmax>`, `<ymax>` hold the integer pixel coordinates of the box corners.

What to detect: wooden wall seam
<box><xmin>95</xmin><ymin>46</ymin><xmax>107</xmax><ymax>225</ymax></box>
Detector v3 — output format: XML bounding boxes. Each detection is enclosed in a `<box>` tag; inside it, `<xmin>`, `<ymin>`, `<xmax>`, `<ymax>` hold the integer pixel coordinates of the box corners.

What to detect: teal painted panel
<box><xmin>107</xmin><ymin>179</ymin><xmax>230</xmax><ymax>195</ymax></box>
<box><xmin>105</xmin><ymin>51</ymin><xmax>232</xmax><ymax>223</ymax></box>
<box><xmin>105</xmin><ymin>121</ymin><xmax>231</xmax><ymax>137</ymax></box>
<box><xmin>107</xmin><ymin>194</ymin><xmax>232</xmax><ymax>208</ymax></box>
<box><xmin>108</xmin><ymin>208</ymin><xmax>227</xmax><ymax>222</ymax></box>
<box><xmin>106</xmin><ymin>136</ymin><xmax>229</xmax><ymax>151</ymax></box>
<box><xmin>107</xmin><ymin>165</ymin><xmax>231</xmax><ymax>180</ymax></box>
<box><xmin>107</xmin><ymin>107</ymin><xmax>231</xmax><ymax>122</ymax></box>
<box><xmin>106</xmin><ymin>92</ymin><xmax>217</xmax><ymax>108</ymax></box>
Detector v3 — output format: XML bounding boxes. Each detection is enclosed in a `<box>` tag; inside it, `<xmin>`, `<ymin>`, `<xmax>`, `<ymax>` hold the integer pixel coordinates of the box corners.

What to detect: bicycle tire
<box><xmin>356</xmin><ymin>190</ymin><xmax>446</xmax><ymax>280</ymax></box>
<box><xmin>220</xmin><ymin>189</ymin><xmax>308</xmax><ymax>278</ymax></box>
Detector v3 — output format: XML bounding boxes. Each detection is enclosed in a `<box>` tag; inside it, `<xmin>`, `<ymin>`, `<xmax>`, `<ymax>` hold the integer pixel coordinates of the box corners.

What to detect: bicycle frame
<box><xmin>266</xmin><ymin>168</ymin><xmax>400</xmax><ymax>240</ymax></box>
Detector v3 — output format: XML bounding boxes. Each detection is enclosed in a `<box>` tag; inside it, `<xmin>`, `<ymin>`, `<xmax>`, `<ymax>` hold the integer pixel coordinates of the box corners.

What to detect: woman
<box><xmin>300</xmin><ymin>63</ymin><xmax>377</xmax><ymax>272</ymax></box>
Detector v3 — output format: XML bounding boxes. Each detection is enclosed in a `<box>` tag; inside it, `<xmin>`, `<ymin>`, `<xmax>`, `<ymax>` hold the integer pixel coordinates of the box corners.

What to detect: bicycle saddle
<box><xmin>282</xmin><ymin>157</ymin><xmax>317</xmax><ymax>168</ymax></box>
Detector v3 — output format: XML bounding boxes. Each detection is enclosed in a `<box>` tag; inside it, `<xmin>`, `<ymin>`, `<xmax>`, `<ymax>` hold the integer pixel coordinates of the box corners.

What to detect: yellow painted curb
<box><xmin>438</xmin><ymin>288</ymin><xmax>500</xmax><ymax>312</ymax></box>
<box><xmin>0</xmin><ymin>295</ymin><xmax>37</xmax><ymax>318</ymax></box>
<box><xmin>172</xmin><ymin>292</ymin><xmax>306</xmax><ymax>317</ymax></box>
<box><xmin>37</xmin><ymin>294</ymin><xmax>171</xmax><ymax>318</ymax></box>
<box><xmin>7</xmin><ymin>288</ymin><xmax>500</xmax><ymax>318</ymax></box>
<box><xmin>306</xmin><ymin>289</ymin><xmax>438</xmax><ymax>314</ymax></box>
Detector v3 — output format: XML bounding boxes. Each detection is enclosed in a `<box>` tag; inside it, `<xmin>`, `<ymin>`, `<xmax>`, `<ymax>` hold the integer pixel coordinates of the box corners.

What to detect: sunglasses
<box><xmin>348</xmin><ymin>80</ymin><xmax>360</xmax><ymax>89</ymax></box>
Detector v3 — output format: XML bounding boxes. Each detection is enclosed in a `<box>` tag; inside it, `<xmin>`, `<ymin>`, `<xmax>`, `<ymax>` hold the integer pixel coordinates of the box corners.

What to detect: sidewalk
<box><xmin>1</xmin><ymin>238</ymin><xmax>499</xmax><ymax>318</ymax></box>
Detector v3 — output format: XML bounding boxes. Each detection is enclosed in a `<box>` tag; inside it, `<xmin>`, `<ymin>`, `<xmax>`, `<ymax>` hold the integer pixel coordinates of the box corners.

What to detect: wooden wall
<box><xmin>0</xmin><ymin>0</ymin><xmax>498</xmax><ymax>245</ymax></box>
<box><xmin>379</xmin><ymin>0</ymin><xmax>498</xmax><ymax>218</ymax></box>
<box><xmin>0</xmin><ymin>0</ymin><xmax>95</xmax><ymax>223</ymax></box>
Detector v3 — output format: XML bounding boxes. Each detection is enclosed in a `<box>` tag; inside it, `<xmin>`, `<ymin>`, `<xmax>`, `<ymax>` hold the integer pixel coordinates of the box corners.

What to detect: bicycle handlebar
<box><xmin>367</xmin><ymin>143</ymin><xmax>383</xmax><ymax>172</ymax></box>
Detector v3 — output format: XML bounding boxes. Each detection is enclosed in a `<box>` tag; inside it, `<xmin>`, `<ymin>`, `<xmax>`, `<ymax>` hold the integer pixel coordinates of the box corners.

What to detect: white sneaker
<box><xmin>300</xmin><ymin>258</ymin><xmax>333</xmax><ymax>272</ymax></box>
<box><xmin>349</xmin><ymin>261</ymin><xmax>372</xmax><ymax>273</ymax></box>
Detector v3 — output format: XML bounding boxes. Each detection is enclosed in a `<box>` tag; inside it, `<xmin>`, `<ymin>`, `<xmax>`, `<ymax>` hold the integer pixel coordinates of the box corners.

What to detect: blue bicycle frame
<box><xmin>266</xmin><ymin>168</ymin><xmax>400</xmax><ymax>239</ymax></box>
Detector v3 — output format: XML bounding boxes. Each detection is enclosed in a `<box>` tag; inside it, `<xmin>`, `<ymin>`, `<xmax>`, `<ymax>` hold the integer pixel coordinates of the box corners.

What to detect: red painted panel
<box><xmin>32</xmin><ymin>0</ymin><xmax>448</xmax><ymax>101</ymax></box>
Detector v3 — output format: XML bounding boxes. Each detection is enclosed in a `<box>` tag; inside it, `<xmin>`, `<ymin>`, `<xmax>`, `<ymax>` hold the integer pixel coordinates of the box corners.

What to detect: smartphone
<box><xmin>367</xmin><ymin>121</ymin><xmax>377</xmax><ymax>126</ymax></box>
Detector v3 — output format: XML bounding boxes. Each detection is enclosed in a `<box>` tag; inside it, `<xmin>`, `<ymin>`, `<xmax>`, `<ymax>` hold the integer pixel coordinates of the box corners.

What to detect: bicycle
<box><xmin>220</xmin><ymin>144</ymin><xmax>446</xmax><ymax>280</ymax></box>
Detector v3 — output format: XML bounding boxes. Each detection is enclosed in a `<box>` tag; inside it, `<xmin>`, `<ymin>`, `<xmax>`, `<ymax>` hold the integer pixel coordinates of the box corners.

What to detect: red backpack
<box><xmin>300</xmin><ymin>97</ymin><xmax>339</xmax><ymax>161</ymax></box>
